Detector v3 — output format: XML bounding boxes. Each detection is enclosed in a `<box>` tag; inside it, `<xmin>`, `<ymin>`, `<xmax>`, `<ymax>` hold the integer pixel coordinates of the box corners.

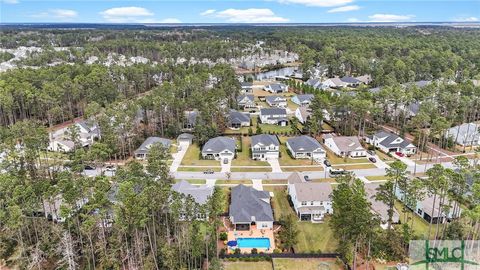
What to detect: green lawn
<box><xmin>223</xmin><ymin>261</ymin><xmax>273</xmax><ymax>270</ymax></box>
<box><xmin>180</xmin><ymin>144</ymin><xmax>219</xmax><ymax>166</ymax></box>
<box><xmin>282</xmin><ymin>166</ymin><xmax>324</xmax><ymax>172</ymax></box>
<box><xmin>287</xmin><ymin>100</ymin><xmax>299</xmax><ymax>111</ymax></box>
<box><xmin>375</xmin><ymin>150</ymin><xmax>394</xmax><ymax>161</ymax></box>
<box><xmin>333</xmin><ymin>164</ymin><xmax>377</xmax><ymax>170</ymax></box>
<box><xmin>394</xmin><ymin>201</ymin><xmax>433</xmax><ymax>239</ymax></box>
<box><xmin>259</xmin><ymin>123</ymin><xmax>293</xmax><ymax>134</ymax></box>
<box><xmin>231</xmin><ymin>167</ymin><xmax>271</xmax><ymax>172</ymax></box>
<box><xmin>270</xmin><ymin>187</ymin><xmax>338</xmax><ymax>253</ymax></box>
<box><xmin>231</xmin><ymin>136</ymin><xmax>269</xmax><ymax>166</ymax></box>
<box><xmin>311</xmin><ymin>178</ymin><xmax>337</xmax><ymax>183</ymax></box>
<box><xmin>216</xmin><ymin>180</ymin><xmax>252</xmax><ymax>185</ymax></box>
<box><xmin>325</xmin><ymin>149</ymin><xmax>369</xmax><ymax>164</ymax></box>
<box><xmin>263</xmin><ymin>179</ymin><xmax>288</xmax><ymax>184</ymax></box>
<box><xmin>278</xmin><ymin>136</ymin><xmax>318</xmax><ymax>166</ymax></box>
<box><xmin>174</xmin><ymin>179</ymin><xmax>206</xmax><ymax>184</ymax></box>
<box><xmin>365</xmin><ymin>175</ymin><xmax>388</xmax><ymax>181</ymax></box>
<box><xmin>273</xmin><ymin>258</ymin><xmax>343</xmax><ymax>270</ymax></box>
<box><xmin>177</xmin><ymin>167</ymin><xmax>221</xmax><ymax>172</ymax></box>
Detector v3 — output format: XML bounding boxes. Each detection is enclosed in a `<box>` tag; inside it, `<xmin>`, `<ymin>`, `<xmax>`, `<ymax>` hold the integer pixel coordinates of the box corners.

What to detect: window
<box><xmin>301</xmin><ymin>201</ymin><xmax>307</xmax><ymax>206</ymax></box>
<box><xmin>310</xmin><ymin>201</ymin><xmax>314</xmax><ymax>205</ymax></box>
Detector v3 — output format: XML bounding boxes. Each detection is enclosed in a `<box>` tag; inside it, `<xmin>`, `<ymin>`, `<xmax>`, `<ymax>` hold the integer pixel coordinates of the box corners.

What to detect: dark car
<box><xmin>368</xmin><ymin>157</ymin><xmax>377</xmax><ymax>163</ymax></box>
<box><xmin>323</xmin><ymin>159</ymin><xmax>331</xmax><ymax>167</ymax></box>
<box><xmin>84</xmin><ymin>165</ymin><xmax>96</xmax><ymax>170</ymax></box>
<box><xmin>367</xmin><ymin>150</ymin><xmax>375</xmax><ymax>155</ymax></box>
<box><xmin>304</xmin><ymin>175</ymin><xmax>311</xmax><ymax>181</ymax></box>
<box><xmin>223</xmin><ymin>158</ymin><xmax>229</xmax><ymax>164</ymax></box>
<box><xmin>203</xmin><ymin>169</ymin><xmax>214</xmax><ymax>174</ymax></box>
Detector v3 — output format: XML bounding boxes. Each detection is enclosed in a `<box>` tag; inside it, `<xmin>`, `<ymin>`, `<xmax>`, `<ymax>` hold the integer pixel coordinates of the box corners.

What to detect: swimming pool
<box><xmin>236</xmin><ymin>237</ymin><xmax>271</xmax><ymax>249</ymax></box>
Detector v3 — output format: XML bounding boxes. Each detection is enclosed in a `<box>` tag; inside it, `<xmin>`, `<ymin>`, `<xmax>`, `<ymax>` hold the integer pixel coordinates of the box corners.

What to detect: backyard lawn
<box><xmin>180</xmin><ymin>144</ymin><xmax>219</xmax><ymax>166</ymax></box>
<box><xmin>273</xmin><ymin>258</ymin><xmax>343</xmax><ymax>270</ymax></box>
<box><xmin>394</xmin><ymin>201</ymin><xmax>433</xmax><ymax>239</ymax></box>
<box><xmin>231</xmin><ymin>136</ymin><xmax>269</xmax><ymax>166</ymax></box>
<box><xmin>223</xmin><ymin>261</ymin><xmax>273</xmax><ymax>270</ymax></box>
<box><xmin>177</xmin><ymin>167</ymin><xmax>221</xmax><ymax>172</ymax></box>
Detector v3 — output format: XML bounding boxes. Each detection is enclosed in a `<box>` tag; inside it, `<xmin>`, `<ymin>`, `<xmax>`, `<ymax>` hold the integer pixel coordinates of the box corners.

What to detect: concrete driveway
<box><xmin>392</xmin><ymin>154</ymin><xmax>416</xmax><ymax>166</ymax></box>
<box><xmin>252</xmin><ymin>179</ymin><xmax>263</xmax><ymax>190</ymax></box>
<box><xmin>267</xmin><ymin>158</ymin><xmax>282</xmax><ymax>172</ymax></box>
<box><xmin>367</xmin><ymin>153</ymin><xmax>390</xmax><ymax>169</ymax></box>
<box><xmin>170</xmin><ymin>141</ymin><xmax>190</xmax><ymax>173</ymax></box>
<box><xmin>221</xmin><ymin>158</ymin><xmax>232</xmax><ymax>173</ymax></box>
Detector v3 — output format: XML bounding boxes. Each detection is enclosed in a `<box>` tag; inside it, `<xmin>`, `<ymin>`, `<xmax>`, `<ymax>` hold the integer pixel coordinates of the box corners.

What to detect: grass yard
<box><xmin>394</xmin><ymin>201</ymin><xmax>433</xmax><ymax>239</ymax></box>
<box><xmin>282</xmin><ymin>166</ymin><xmax>324</xmax><ymax>172</ymax></box>
<box><xmin>223</xmin><ymin>261</ymin><xmax>273</xmax><ymax>270</ymax></box>
<box><xmin>287</xmin><ymin>100</ymin><xmax>299</xmax><ymax>111</ymax></box>
<box><xmin>174</xmin><ymin>179</ymin><xmax>206</xmax><ymax>184</ymax></box>
<box><xmin>365</xmin><ymin>175</ymin><xmax>388</xmax><ymax>181</ymax></box>
<box><xmin>263</xmin><ymin>179</ymin><xmax>288</xmax><ymax>184</ymax></box>
<box><xmin>180</xmin><ymin>144</ymin><xmax>219</xmax><ymax>166</ymax></box>
<box><xmin>216</xmin><ymin>180</ymin><xmax>253</xmax><ymax>185</ymax></box>
<box><xmin>333</xmin><ymin>164</ymin><xmax>377</xmax><ymax>170</ymax></box>
<box><xmin>259</xmin><ymin>123</ymin><xmax>293</xmax><ymax>134</ymax></box>
<box><xmin>375</xmin><ymin>150</ymin><xmax>395</xmax><ymax>161</ymax></box>
<box><xmin>273</xmin><ymin>258</ymin><xmax>343</xmax><ymax>270</ymax></box>
<box><xmin>231</xmin><ymin>136</ymin><xmax>269</xmax><ymax>166</ymax></box>
<box><xmin>177</xmin><ymin>167</ymin><xmax>221</xmax><ymax>172</ymax></box>
<box><xmin>311</xmin><ymin>178</ymin><xmax>337</xmax><ymax>183</ymax></box>
<box><xmin>231</xmin><ymin>167</ymin><xmax>271</xmax><ymax>172</ymax></box>
<box><xmin>325</xmin><ymin>150</ymin><xmax>369</xmax><ymax>164</ymax></box>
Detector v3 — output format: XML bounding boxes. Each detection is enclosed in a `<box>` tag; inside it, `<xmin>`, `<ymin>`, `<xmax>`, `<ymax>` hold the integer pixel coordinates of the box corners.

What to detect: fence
<box><xmin>220</xmin><ymin>252</ymin><xmax>341</xmax><ymax>259</ymax></box>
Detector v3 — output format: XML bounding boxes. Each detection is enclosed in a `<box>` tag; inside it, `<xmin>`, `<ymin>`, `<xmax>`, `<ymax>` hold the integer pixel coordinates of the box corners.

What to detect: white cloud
<box><xmin>368</xmin><ymin>13</ymin><xmax>414</xmax><ymax>22</ymax></box>
<box><xmin>347</xmin><ymin>18</ymin><xmax>360</xmax><ymax>22</ymax></box>
<box><xmin>327</xmin><ymin>5</ymin><xmax>360</xmax><ymax>13</ymax></box>
<box><xmin>278</xmin><ymin>0</ymin><xmax>354</xmax><ymax>7</ymax></box>
<box><xmin>100</xmin><ymin>7</ymin><xmax>154</xmax><ymax>23</ymax></box>
<box><xmin>31</xmin><ymin>9</ymin><xmax>78</xmax><ymax>20</ymax></box>
<box><xmin>200</xmin><ymin>9</ymin><xmax>216</xmax><ymax>16</ymax></box>
<box><xmin>2</xmin><ymin>0</ymin><xmax>19</xmax><ymax>4</ymax></box>
<box><xmin>454</xmin><ymin>16</ymin><xmax>478</xmax><ymax>22</ymax></box>
<box><xmin>140</xmin><ymin>18</ymin><xmax>182</xmax><ymax>24</ymax></box>
<box><xmin>203</xmin><ymin>8</ymin><xmax>290</xmax><ymax>23</ymax></box>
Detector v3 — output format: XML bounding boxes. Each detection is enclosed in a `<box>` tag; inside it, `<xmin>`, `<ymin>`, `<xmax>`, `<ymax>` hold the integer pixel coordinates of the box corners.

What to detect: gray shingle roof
<box><xmin>340</xmin><ymin>76</ymin><xmax>361</xmax><ymax>84</ymax></box>
<box><xmin>365</xmin><ymin>183</ymin><xmax>400</xmax><ymax>223</ymax></box>
<box><xmin>265</xmin><ymin>95</ymin><xmax>285</xmax><ymax>105</ymax></box>
<box><xmin>287</xmin><ymin>136</ymin><xmax>324</xmax><ymax>153</ymax></box>
<box><xmin>202</xmin><ymin>136</ymin><xmax>236</xmax><ymax>154</ymax></box>
<box><xmin>229</xmin><ymin>110</ymin><xmax>250</xmax><ymax>124</ymax></box>
<box><xmin>229</xmin><ymin>184</ymin><xmax>274</xmax><ymax>223</ymax></box>
<box><xmin>373</xmin><ymin>131</ymin><xmax>413</xmax><ymax>149</ymax></box>
<box><xmin>294</xmin><ymin>182</ymin><xmax>333</xmax><ymax>202</ymax></box>
<box><xmin>295</xmin><ymin>94</ymin><xmax>314</xmax><ymax>103</ymax></box>
<box><xmin>185</xmin><ymin>111</ymin><xmax>198</xmax><ymax>126</ymax></box>
<box><xmin>241</xmin><ymin>82</ymin><xmax>253</xmax><ymax>87</ymax></box>
<box><xmin>260</xmin><ymin>108</ymin><xmax>287</xmax><ymax>116</ymax></box>
<box><xmin>268</xmin><ymin>83</ymin><xmax>286</xmax><ymax>91</ymax></box>
<box><xmin>237</xmin><ymin>94</ymin><xmax>254</xmax><ymax>103</ymax></box>
<box><xmin>251</xmin><ymin>134</ymin><xmax>279</xmax><ymax>147</ymax></box>
<box><xmin>134</xmin><ymin>137</ymin><xmax>172</xmax><ymax>155</ymax></box>
<box><xmin>446</xmin><ymin>123</ymin><xmax>480</xmax><ymax>145</ymax></box>
<box><xmin>172</xmin><ymin>180</ymin><xmax>214</xmax><ymax>205</ymax></box>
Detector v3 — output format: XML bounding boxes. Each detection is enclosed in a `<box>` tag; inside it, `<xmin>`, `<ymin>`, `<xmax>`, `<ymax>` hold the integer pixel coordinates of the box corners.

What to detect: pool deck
<box><xmin>227</xmin><ymin>225</ymin><xmax>276</xmax><ymax>254</ymax></box>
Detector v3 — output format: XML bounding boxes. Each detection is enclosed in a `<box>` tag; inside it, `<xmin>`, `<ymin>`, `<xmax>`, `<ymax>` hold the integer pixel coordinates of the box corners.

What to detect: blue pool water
<box><xmin>236</xmin><ymin>237</ymin><xmax>271</xmax><ymax>249</ymax></box>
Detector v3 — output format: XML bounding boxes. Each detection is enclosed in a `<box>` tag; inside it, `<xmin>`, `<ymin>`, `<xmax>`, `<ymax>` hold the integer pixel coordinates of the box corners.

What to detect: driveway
<box><xmin>392</xmin><ymin>154</ymin><xmax>416</xmax><ymax>167</ymax></box>
<box><xmin>367</xmin><ymin>153</ymin><xmax>390</xmax><ymax>169</ymax></box>
<box><xmin>170</xmin><ymin>141</ymin><xmax>190</xmax><ymax>173</ymax></box>
<box><xmin>252</xmin><ymin>179</ymin><xmax>263</xmax><ymax>190</ymax></box>
<box><xmin>221</xmin><ymin>158</ymin><xmax>232</xmax><ymax>173</ymax></box>
<box><xmin>267</xmin><ymin>158</ymin><xmax>282</xmax><ymax>172</ymax></box>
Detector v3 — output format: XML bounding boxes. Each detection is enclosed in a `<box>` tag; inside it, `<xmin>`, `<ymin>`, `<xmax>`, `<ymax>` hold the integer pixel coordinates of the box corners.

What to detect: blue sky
<box><xmin>0</xmin><ymin>0</ymin><xmax>479</xmax><ymax>23</ymax></box>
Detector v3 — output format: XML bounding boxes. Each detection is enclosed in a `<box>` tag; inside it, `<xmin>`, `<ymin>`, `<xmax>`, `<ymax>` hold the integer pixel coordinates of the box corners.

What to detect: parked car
<box><xmin>329</xmin><ymin>168</ymin><xmax>346</xmax><ymax>177</ymax></box>
<box><xmin>367</xmin><ymin>150</ymin><xmax>375</xmax><ymax>155</ymax></box>
<box><xmin>368</xmin><ymin>157</ymin><xmax>377</xmax><ymax>163</ymax></box>
<box><xmin>203</xmin><ymin>169</ymin><xmax>214</xmax><ymax>174</ymax></box>
<box><xmin>323</xmin><ymin>159</ymin><xmax>331</xmax><ymax>167</ymax></box>
<box><xmin>395</xmin><ymin>152</ymin><xmax>405</xmax><ymax>157</ymax></box>
<box><xmin>304</xmin><ymin>175</ymin><xmax>310</xmax><ymax>181</ymax></box>
<box><xmin>223</xmin><ymin>158</ymin><xmax>229</xmax><ymax>164</ymax></box>
<box><xmin>84</xmin><ymin>165</ymin><xmax>96</xmax><ymax>170</ymax></box>
<box><xmin>105</xmin><ymin>165</ymin><xmax>116</xmax><ymax>172</ymax></box>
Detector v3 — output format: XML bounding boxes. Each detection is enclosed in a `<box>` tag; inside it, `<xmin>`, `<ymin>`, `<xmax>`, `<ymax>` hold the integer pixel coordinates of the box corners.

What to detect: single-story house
<box><xmin>286</xmin><ymin>135</ymin><xmax>326</xmax><ymax>160</ymax></box>
<box><xmin>134</xmin><ymin>137</ymin><xmax>173</xmax><ymax>160</ymax></box>
<box><xmin>201</xmin><ymin>136</ymin><xmax>236</xmax><ymax>161</ymax></box>
<box><xmin>305</xmin><ymin>78</ymin><xmax>322</xmax><ymax>89</ymax></box>
<box><xmin>395</xmin><ymin>181</ymin><xmax>461</xmax><ymax>224</ymax></box>
<box><xmin>445</xmin><ymin>123</ymin><xmax>480</xmax><ymax>147</ymax></box>
<box><xmin>183</xmin><ymin>110</ymin><xmax>198</xmax><ymax>130</ymax></box>
<box><xmin>364</xmin><ymin>183</ymin><xmax>400</xmax><ymax>229</ymax></box>
<box><xmin>265</xmin><ymin>95</ymin><xmax>287</xmax><ymax>108</ymax></box>
<box><xmin>295</xmin><ymin>107</ymin><xmax>312</xmax><ymax>124</ymax></box>
<box><xmin>47</xmin><ymin>138</ymin><xmax>75</xmax><ymax>152</ymax></box>
<box><xmin>228</xmin><ymin>110</ymin><xmax>251</xmax><ymax>129</ymax></box>
<box><xmin>177</xmin><ymin>133</ymin><xmax>194</xmax><ymax>145</ymax></box>
<box><xmin>324</xmin><ymin>134</ymin><xmax>367</xmax><ymax>158</ymax></box>
<box><xmin>229</xmin><ymin>184</ymin><xmax>274</xmax><ymax>230</ymax></box>
<box><xmin>321</xmin><ymin>77</ymin><xmax>347</xmax><ymax>89</ymax></box>
<box><xmin>260</xmin><ymin>108</ymin><xmax>288</xmax><ymax>126</ymax></box>
<box><xmin>237</xmin><ymin>94</ymin><xmax>256</xmax><ymax>109</ymax></box>
<box><xmin>172</xmin><ymin>180</ymin><xmax>214</xmax><ymax>220</ymax></box>
<box><xmin>365</xmin><ymin>131</ymin><xmax>416</xmax><ymax>155</ymax></box>
<box><xmin>241</xmin><ymin>82</ymin><xmax>253</xmax><ymax>93</ymax></box>
<box><xmin>287</xmin><ymin>172</ymin><xmax>333</xmax><ymax>222</ymax></box>
<box><xmin>264</xmin><ymin>83</ymin><xmax>288</xmax><ymax>93</ymax></box>
<box><xmin>355</xmin><ymin>75</ymin><xmax>372</xmax><ymax>85</ymax></box>
<box><xmin>47</xmin><ymin>120</ymin><xmax>100</xmax><ymax>152</ymax></box>
<box><xmin>291</xmin><ymin>94</ymin><xmax>314</xmax><ymax>106</ymax></box>
<box><xmin>251</xmin><ymin>134</ymin><xmax>280</xmax><ymax>161</ymax></box>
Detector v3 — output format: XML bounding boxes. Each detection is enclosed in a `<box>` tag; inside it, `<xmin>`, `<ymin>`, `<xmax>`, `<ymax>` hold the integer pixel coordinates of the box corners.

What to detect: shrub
<box><xmin>273</xmin><ymin>248</ymin><xmax>282</xmax><ymax>254</ymax></box>
<box><xmin>234</xmin><ymin>248</ymin><xmax>241</xmax><ymax>254</ymax></box>
<box><xmin>251</xmin><ymin>248</ymin><xmax>258</xmax><ymax>254</ymax></box>
<box><xmin>219</xmin><ymin>248</ymin><xmax>226</xmax><ymax>257</ymax></box>
<box><xmin>219</xmin><ymin>232</ymin><xmax>228</xmax><ymax>241</ymax></box>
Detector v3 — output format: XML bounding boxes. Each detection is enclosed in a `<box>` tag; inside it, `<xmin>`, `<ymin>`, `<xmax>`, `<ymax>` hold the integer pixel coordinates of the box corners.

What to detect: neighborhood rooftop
<box><xmin>172</xmin><ymin>180</ymin><xmax>214</xmax><ymax>205</ymax></box>
<box><xmin>229</xmin><ymin>184</ymin><xmax>274</xmax><ymax>223</ymax></box>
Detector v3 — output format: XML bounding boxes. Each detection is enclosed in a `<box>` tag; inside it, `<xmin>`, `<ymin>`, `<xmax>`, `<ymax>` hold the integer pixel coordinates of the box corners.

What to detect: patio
<box><xmin>222</xmin><ymin>217</ymin><xmax>276</xmax><ymax>254</ymax></box>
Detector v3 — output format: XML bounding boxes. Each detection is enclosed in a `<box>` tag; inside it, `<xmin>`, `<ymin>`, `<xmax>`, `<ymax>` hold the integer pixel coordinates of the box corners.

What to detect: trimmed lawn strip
<box><xmin>365</xmin><ymin>175</ymin><xmax>388</xmax><ymax>181</ymax></box>
<box><xmin>231</xmin><ymin>167</ymin><xmax>271</xmax><ymax>172</ymax></box>
<box><xmin>311</xmin><ymin>178</ymin><xmax>337</xmax><ymax>183</ymax></box>
<box><xmin>273</xmin><ymin>258</ymin><xmax>343</xmax><ymax>270</ymax></box>
<box><xmin>216</xmin><ymin>180</ymin><xmax>252</xmax><ymax>185</ymax></box>
<box><xmin>333</xmin><ymin>164</ymin><xmax>377</xmax><ymax>170</ymax></box>
<box><xmin>325</xmin><ymin>149</ymin><xmax>369</xmax><ymax>164</ymax></box>
<box><xmin>263</xmin><ymin>179</ymin><xmax>288</xmax><ymax>185</ymax></box>
<box><xmin>177</xmin><ymin>167</ymin><xmax>221</xmax><ymax>172</ymax></box>
<box><xmin>282</xmin><ymin>166</ymin><xmax>324</xmax><ymax>172</ymax></box>
<box><xmin>223</xmin><ymin>261</ymin><xmax>273</xmax><ymax>270</ymax></box>
<box><xmin>180</xmin><ymin>144</ymin><xmax>219</xmax><ymax>166</ymax></box>
<box><xmin>174</xmin><ymin>179</ymin><xmax>206</xmax><ymax>184</ymax></box>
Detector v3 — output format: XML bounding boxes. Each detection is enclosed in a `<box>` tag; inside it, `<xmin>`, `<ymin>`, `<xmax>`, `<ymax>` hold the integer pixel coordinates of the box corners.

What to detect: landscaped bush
<box><xmin>219</xmin><ymin>248</ymin><xmax>226</xmax><ymax>257</ymax></box>
<box><xmin>251</xmin><ymin>248</ymin><xmax>258</xmax><ymax>254</ymax></box>
<box><xmin>234</xmin><ymin>248</ymin><xmax>241</xmax><ymax>254</ymax></box>
<box><xmin>219</xmin><ymin>232</ymin><xmax>228</xmax><ymax>241</ymax></box>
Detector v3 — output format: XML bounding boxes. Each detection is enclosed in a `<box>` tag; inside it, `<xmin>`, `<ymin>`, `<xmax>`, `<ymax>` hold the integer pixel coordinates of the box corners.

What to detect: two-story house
<box><xmin>291</xmin><ymin>94</ymin><xmax>314</xmax><ymax>106</ymax></box>
<box><xmin>237</xmin><ymin>94</ymin><xmax>256</xmax><ymax>109</ymax></box>
<box><xmin>260</xmin><ymin>108</ymin><xmax>288</xmax><ymax>126</ymax></box>
<box><xmin>265</xmin><ymin>95</ymin><xmax>287</xmax><ymax>108</ymax></box>
<box><xmin>251</xmin><ymin>134</ymin><xmax>280</xmax><ymax>161</ymax></box>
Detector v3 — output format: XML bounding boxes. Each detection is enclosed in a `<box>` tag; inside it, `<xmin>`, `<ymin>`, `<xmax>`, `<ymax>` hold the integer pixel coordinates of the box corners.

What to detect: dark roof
<box><xmin>229</xmin><ymin>110</ymin><xmax>250</xmax><ymax>124</ymax></box>
<box><xmin>185</xmin><ymin>111</ymin><xmax>198</xmax><ymax>126</ymax></box>
<box><xmin>241</xmin><ymin>82</ymin><xmax>253</xmax><ymax>87</ymax></box>
<box><xmin>287</xmin><ymin>136</ymin><xmax>324</xmax><ymax>153</ymax></box>
<box><xmin>340</xmin><ymin>76</ymin><xmax>361</xmax><ymax>84</ymax></box>
<box><xmin>260</xmin><ymin>108</ymin><xmax>287</xmax><ymax>116</ymax></box>
<box><xmin>134</xmin><ymin>137</ymin><xmax>172</xmax><ymax>155</ymax></box>
<box><xmin>295</xmin><ymin>94</ymin><xmax>314</xmax><ymax>103</ymax></box>
<box><xmin>229</xmin><ymin>185</ymin><xmax>274</xmax><ymax>223</ymax></box>
<box><xmin>172</xmin><ymin>180</ymin><xmax>214</xmax><ymax>205</ymax></box>
<box><xmin>237</xmin><ymin>94</ymin><xmax>254</xmax><ymax>103</ymax></box>
<box><xmin>251</xmin><ymin>134</ymin><xmax>279</xmax><ymax>147</ymax></box>
<box><xmin>265</xmin><ymin>95</ymin><xmax>285</xmax><ymax>104</ymax></box>
<box><xmin>373</xmin><ymin>131</ymin><xmax>413</xmax><ymax>149</ymax></box>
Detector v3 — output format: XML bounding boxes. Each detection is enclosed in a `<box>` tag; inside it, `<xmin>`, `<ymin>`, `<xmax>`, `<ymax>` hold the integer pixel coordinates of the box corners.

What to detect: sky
<box><xmin>0</xmin><ymin>0</ymin><xmax>479</xmax><ymax>24</ymax></box>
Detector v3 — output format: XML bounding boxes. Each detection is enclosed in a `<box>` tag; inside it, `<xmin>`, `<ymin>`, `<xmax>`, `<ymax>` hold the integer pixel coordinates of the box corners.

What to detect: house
<box><xmin>201</xmin><ymin>136</ymin><xmax>236</xmax><ymax>161</ymax></box>
<box><xmin>228</xmin><ymin>110</ymin><xmax>251</xmax><ymax>129</ymax></box>
<box><xmin>295</xmin><ymin>107</ymin><xmax>312</xmax><ymax>124</ymax></box>
<box><xmin>172</xmin><ymin>180</ymin><xmax>214</xmax><ymax>220</ymax></box>
<box><xmin>183</xmin><ymin>110</ymin><xmax>198</xmax><ymax>130</ymax></box>
<box><xmin>264</xmin><ymin>83</ymin><xmax>288</xmax><ymax>93</ymax></box>
<box><xmin>445</xmin><ymin>123</ymin><xmax>480</xmax><ymax>147</ymax></box>
<box><xmin>265</xmin><ymin>95</ymin><xmax>287</xmax><ymax>107</ymax></box>
<box><xmin>76</xmin><ymin>120</ymin><xmax>101</xmax><ymax>139</ymax></box>
<box><xmin>324</xmin><ymin>135</ymin><xmax>367</xmax><ymax>158</ymax></box>
<box><xmin>322</xmin><ymin>76</ymin><xmax>367</xmax><ymax>89</ymax></box>
<box><xmin>287</xmin><ymin>172</ymin><xmax>333</xmax><ymax>222</ymax></box>
<box><xmin>286</xmin><ymin>136</ymin><xmax>326</xmax><ymax>160</ymax></box>
<box><xmin>305</xmin><ymin>78</ymin><xmax>323</xmax><ymax>89</ymax></box>
<box><xmin>321</xmin><ymin>77</ymin><xmax>347</xmax><ymax>89</ymax></box>
<box><xmin>241</xmin><ymin>81</ymin><xmax>253</xmax><ymax>93</ymax></box>
<box><xmin>395</xmin><ymin>181</ymin><xmax>461</xmax><ymax>224</ymax></box>
<box><xmin>365</xmin><ymin>131</ymin><xmax>416</xmax><ymax>155</ymax></box>
<box><xmin>43</xmin><ymin>195</ymin><xmax>89</xmax><ymax>223</ymax></box>
<box><xmin>48</xmin><ymin>138</ymin><xmax>75</xmax><ymax>152</ymax></box>
<box><xmin>369</xmin><ymin>80</ymin><xmax>432</xmax><ymax>94</ymax></box>
<box><xmin>291</xmin><ymin>94</ymin><xmax>314</xmax><ymax>106</ymax></box>
<box><xmin>47</xmin><ymin>120</ymin><xmax>100</xmax><ymax>152</ymax></box>
<box><xmin>134</xmin><ymin>137</ymin><xmax>172</xmax><ymax>160</ymax></box>
<box><xmin>260</xmin><ymin>108</ymin><xmax>288</xmax><ymax>126</ymax></box>
<box><xmin>355</xmin><ymin>75</ymin><xmax>372</xmax><ymax>85</ymax></box>
<box><xmin>229</xmin><ymin>184</ymin><xmax>274</xmax><ymax>230</ymax></box>
<box><xmin>340</xmin><ymin>76</ymin><xmax>362</xmax><ymax>87</ymax></box>
<box><xmin>251</xmin><ymin>134</ymin><xmax>280</xmax><ymax>161</ymax></box>
<box><xmin>237</xmin><ymin>94</ymin><xmax>256</xmax><ymax>109</ymax></box>
<box><xmin>364</xmin><ymin>183</ymin><xmax>400</xmax><ymax>229</ymax></box>
<box><xmin>177</xmin><ymin>133</ymin><xmax>194</xmax><ymax>145</ymax></box>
